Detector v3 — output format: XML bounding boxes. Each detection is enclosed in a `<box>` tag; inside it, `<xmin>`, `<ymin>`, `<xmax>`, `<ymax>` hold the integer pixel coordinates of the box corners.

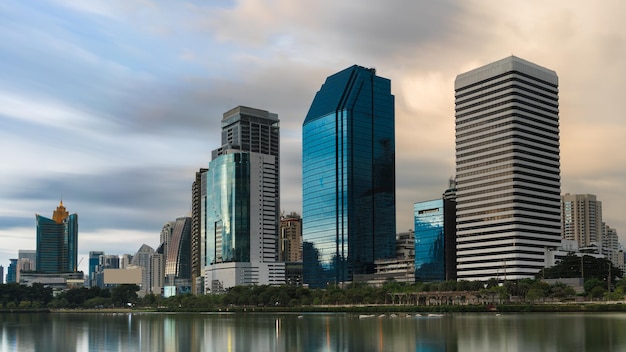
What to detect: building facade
<box><xmin>36</xmin><ymin>201</ymin><xmax>78</xmax><ymax>273</ymax></box>
<box><xmin>165</xmin><ymin>217</ymin><xmax>192</xmax><ymax>285</ymax></box>
<box><xmin>455</xmin><ymin>56</ymin><xmax>562</xmax><ymax>281</ymax></box>
<box><xmin>414</xmin><ymin>200</ymin><xmax>446</xmax><ymax>282</ymax></box>
<box><xmin>302</xmin><ymin>65</ymin><xmax>396</xmax><ymax>287</ymax></box>
<box><xmin>6</xmin><ymin>259</ymin><xmax>17</xmax><ymax>283</ymax></box>
<box><xmin>561</xmin><ymin>193</ymin><xmax>603</xmax><ymax>248</ymax></box>
<box><xmin>204</xmin><ymin>106</ymin><xmax>283</xmax><ymax>292</ymax></box>
<box><xmin>88</xmin><ymin>251</ymin><xmax>104</xmax><ymax>287</ymax></box>
<box><xmin>191</xmin><ymin>168</ymin><xmax>207</xmax><ymax>294</ymax></box>
<box><xmin>130</xmin><ymin>244</ymin><xmax>154</xmax><ymax>296</ymax></box>
<box><xmin>279</xmin><ymin>212</ymin><xmax>303</xmax><ymax>262</ymax></box>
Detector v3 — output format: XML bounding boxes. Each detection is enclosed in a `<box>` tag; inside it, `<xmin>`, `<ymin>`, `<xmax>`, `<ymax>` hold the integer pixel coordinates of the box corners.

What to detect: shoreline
<box><xmin>38</xmin><ymin>302</ymin><xmax>626</xmax><ymax>314</ymax></box>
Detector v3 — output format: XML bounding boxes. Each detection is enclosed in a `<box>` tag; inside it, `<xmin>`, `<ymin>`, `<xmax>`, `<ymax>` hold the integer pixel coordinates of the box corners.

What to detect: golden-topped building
<box><xmin>36</xmin><ymin>200</ymin><xmax>78</xmax><ymax>273</ymax></box>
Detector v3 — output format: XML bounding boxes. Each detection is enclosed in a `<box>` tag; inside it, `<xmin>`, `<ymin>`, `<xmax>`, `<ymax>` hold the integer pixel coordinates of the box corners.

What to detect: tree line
<box><xmin>2</xmin><ymin>254</ymin><xmax>623</xmax><ymax>310</ymax></box>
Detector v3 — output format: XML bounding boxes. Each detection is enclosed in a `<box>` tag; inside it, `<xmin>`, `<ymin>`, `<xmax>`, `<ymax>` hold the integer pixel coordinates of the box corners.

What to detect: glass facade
<box><xmin>205</xmin><ymin>152</ymin><xmax>251</xmax><ymax>265</ymax></box>
<box><xmin>302</xmin><ymin>65</ymin><xmax>396</xmax><ymax>288</ymax></box>
<box><xmin>414</xmin><ymin>200</ymin><xmax>445</xmax><ymax>282</ymax></box>
<box><xmin>165</xmin><ymin>217</ymin><xmax>192</xmax><ymax>280</ymax></box>
<box><xmin>36</xmin><ymin>210</ymin><xmax>78</xmax><ymax>274</ymax></box>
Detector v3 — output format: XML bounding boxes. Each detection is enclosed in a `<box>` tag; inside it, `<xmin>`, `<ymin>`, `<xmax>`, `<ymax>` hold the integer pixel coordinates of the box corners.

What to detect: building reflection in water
<box><xmin>2</xmin><ymin>312</ymin><xmax>626</xmax><ymax>351</ymax></box>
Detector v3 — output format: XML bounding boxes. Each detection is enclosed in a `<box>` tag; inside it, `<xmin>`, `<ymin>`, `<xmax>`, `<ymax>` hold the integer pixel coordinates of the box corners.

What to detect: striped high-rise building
<box><xmin>454</xmin><ymin>56</ymin><xmax>562</xmax><ymax>281</ymax></box>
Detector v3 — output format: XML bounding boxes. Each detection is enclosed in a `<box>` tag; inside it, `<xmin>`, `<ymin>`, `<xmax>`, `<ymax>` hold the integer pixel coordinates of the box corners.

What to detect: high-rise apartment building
<box><xmin>455</xmin><ymin>56</ymin><xmax>562</xmax><ymax>281</ymax></box>
<box><xmin>561</xmin><ymin>193</ymin><xmax>603</xmax><ymax>248</ymax></box>
<box><xmin>302</xmin><ymin>65</ymin><xmax>396</xmax><ymax>288</ymax></box>
<box><xmin>151</xmin><ymin>251</ymin><xmax>166</xmax><ymax>295</ymax></box>
<box><xmin>36</xmin><ymin>201</ymin><xmax>78</xmax><ymax>273</ymax></box>
<box><xmin>191</xmin><ymin>168</ymin><xmax>207</xmax><ymax>294</ymax></box>
<box><xmin>279</xmin><ymin>212</ymin><xmax>303</xmax><ymax>262</ymax></box>
<box><xmin>204</xmin><ymin>106</ymin><xmax>283</xmax><ymax>292</ymax></box>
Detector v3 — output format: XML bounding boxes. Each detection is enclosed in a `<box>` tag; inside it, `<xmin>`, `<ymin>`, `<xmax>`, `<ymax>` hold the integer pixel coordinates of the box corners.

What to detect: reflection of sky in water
<box><xmin>2</xmin><ymin>312</ymin><xmax>626</xmax><ymax>351</ymax></box>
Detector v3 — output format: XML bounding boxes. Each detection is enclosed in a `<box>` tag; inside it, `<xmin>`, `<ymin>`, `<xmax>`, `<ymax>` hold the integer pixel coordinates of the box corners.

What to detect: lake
<box><xmin>2</xmin><ymin>311</ymin><xmax>626</xmax><ymax>351</ymax></box>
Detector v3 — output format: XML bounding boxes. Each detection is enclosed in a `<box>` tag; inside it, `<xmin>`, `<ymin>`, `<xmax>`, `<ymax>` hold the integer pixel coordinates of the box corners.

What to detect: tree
<box><xmin>542</xmin><ymin>254</ymin><xmax>623</xmax><ymax>283</ymax></box>
<box><xmin>111</xmin><ymin>284</ymin><xmax>140</xmax><ymax>307</ymax></box>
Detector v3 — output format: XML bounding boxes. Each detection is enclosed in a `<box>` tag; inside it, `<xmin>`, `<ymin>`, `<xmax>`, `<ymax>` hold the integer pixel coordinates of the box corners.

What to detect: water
<box><xmin>2</xmin><ymin>311</ymin><xmax>626</xmax><ymax>351</ymax></box>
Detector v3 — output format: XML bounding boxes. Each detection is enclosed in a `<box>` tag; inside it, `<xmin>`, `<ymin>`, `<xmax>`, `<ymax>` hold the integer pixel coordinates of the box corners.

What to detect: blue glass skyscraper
<box><xmin>302</xmin><ymin>65</ymin><xmax>396</xmax><ymax>287</ymax></box>
<box><xmin>36</xmin><ymin>201</ymin><xmax>78</xmax><ymax>273</ymax></box>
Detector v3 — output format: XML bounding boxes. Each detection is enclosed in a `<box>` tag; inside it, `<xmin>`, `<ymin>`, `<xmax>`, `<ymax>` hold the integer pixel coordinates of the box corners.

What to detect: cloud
<box><xmin>3</xmin><ymin>0</ymin><xmax>626</xmax><ymax>271</ymax></box>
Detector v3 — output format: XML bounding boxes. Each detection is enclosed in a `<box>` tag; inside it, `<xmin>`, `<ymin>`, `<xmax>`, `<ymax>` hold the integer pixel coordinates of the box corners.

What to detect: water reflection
<box><xmin>1</xmin><ymin>312</ymin><xmax>626</xmax><ymax>351</ymax></box>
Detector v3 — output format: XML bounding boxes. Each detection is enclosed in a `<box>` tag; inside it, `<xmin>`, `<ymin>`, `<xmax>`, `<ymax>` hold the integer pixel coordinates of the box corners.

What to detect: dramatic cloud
<box><xmin>1</xmin><ymin>0</ymin><xmax>626</xmax><ymax>273</ymax></box>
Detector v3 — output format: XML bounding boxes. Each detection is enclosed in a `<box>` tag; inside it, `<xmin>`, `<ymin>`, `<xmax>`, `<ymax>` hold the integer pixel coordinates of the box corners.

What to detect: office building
<box><xmin>7</xmin><ymin>259</ymin><xmax>17</xmax><ymax>283</ymax></box>
<box><xmin>131</xmin><ymin>244</ymin><xmax>154</xmax><ymax>296</ymax></box>
<box><xmin>455</xmin><ymin>56</ymin><xmax>562</xmax><ymax>281</ymax></box>
<box><xmin>0</xmin><ymin>265</ymin><xmax>3</xmax><ymax>284</ymax></box>
<box><xmin>88</xmin><ymin>251</ymin><xmax>104</xmax><ymax>287</ymax></box>
<box><xmin>354</xmin><ymin>231</ymin><xmax>416</xmax><ymax>286</ymax></box>
<box><xmin>165</xmin><ymin>217</ymin><xmax>192</xmax><ymax>285</ymax></box>
<box><xmin>16</xmin><ymin>250</ymin><xmax>36</xmax><ymax>282</ymax></box>
<box><xmin>36</xmin><ymin>201</ymin><xmax>78</xmax><ymax>273</ymax></box>
<box><xmin>302</xmin><ymin>65</ymin><xmax>396</xmax><ymax>287</ymax></box>
<box><xmin>211</xmin><ymin>106</ymin><xmax>280</xmax><ymax>160</ymax></box>
<box><xmin>204</xmin><ymin>106</ymin><xmax>283</xmax><ymax>292</ymax></box>
<box><xmin>414</xmin><ymin>196</ymin><xmax>457</xmax><ymax>282</ymax></box>
<box><xmin>18</xmin><ymin>250</ymin><xmax>36</xmax><ymax>269</ymax></box>
<box><xmin>120</xmin><ymin>254</ymin><xmax>133</xmax><ymax>269</ymax></box>
<box><xmin>561</xmin><ymin>193</ymin><xmax>603</xmax><ymax>248</ymax></box>
<box><xmin>279</xmin><ymin>212</ymin><xmax>303</xmax><ymax>262</ymax></box>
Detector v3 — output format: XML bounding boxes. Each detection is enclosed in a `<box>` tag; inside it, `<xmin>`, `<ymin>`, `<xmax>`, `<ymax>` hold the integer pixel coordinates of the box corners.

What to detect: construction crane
<box><xmin>75</xmin><ymin>257</ymin><xmax>84</xmax><ymax>272</ymax></box>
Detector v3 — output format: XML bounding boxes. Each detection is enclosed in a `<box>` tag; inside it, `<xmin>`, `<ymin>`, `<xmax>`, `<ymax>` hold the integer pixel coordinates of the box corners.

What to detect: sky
<box><xmin>1</xmin><ymin>0</ymin><xmax>625</xmax><ymax>276</ymax></box>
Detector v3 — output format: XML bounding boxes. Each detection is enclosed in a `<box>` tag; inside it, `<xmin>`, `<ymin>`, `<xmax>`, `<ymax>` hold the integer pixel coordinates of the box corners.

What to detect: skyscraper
<box><xmin>455</xmin><ymin>56</ymin><xmax>562</xmax><ymax>281</ymax></box>
<box><xmin>302</xmin><ymin>65</ymin><xmax>396</xmax><ymax>287</ymax></box>
<box><xmin>36</xmin><ymin>201</ymin><xmax>78</xmax><ymax>273</ymax></box>
<box><xmin>191</xmin><ymin>168</ymin><xmax>207</xmax><ymax>295</ymax></box>
<box><xmin>204</xmin><ymin>106</ymin><xmax>283</xmax><ymax>292</ymax></box>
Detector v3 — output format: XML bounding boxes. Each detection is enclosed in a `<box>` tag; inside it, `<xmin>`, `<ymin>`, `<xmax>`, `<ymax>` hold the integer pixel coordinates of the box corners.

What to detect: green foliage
<box><xmin>540</xmin><ymin>253</ymin><xmax>623</xmax><ymax>286</ymax></box>
<box><xmin>53</xmin><ymin>286</ymin><xmax>111</xmax><ymax>308</ymax></box>
<box><xmin>526</xmin><ymin>288</ymin><xmax>544</xmax><ymax>302</ymax></box>
<box><xmin>605</xmin><ymin>287</ymin><xmax>625</xmax><ymax>301</ymax></box>
<box><xmin>548</xmin><ymin>282</ymin><xmax>576</xmax><ymax>299</ymax></box>
<box><xmin>111</xmin><ymin>284</ymin><xmax>140</xmax><ymax>307</ymax></box>
<box><xmin>0</xmin><ymin>282</ymin><xmax>53</xmax><ymax>308</ymax></box>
